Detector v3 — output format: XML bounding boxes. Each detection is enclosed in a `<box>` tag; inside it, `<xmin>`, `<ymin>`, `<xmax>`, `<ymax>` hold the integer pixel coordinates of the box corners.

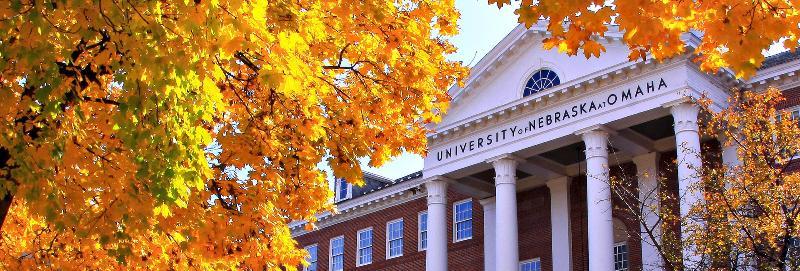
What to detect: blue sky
<box><xmin>359</xmin><ymin>0</ymin><xmax>520</xmax><ymax>179</ymax></box>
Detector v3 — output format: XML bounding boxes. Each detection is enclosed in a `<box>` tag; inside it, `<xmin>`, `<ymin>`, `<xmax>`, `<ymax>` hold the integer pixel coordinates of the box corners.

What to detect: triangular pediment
<box><xmin>437</xmin><ymin>23</ymin><xmax>637</xmax><ymax>130</ymax></box>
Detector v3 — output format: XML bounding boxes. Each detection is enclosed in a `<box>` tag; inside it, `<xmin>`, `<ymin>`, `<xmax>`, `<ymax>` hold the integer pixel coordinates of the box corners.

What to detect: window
<box><xmin>386</xmin><ymin>219</ymin><xmax>404</xmax><ymax>259</ymax></box>
<box><xmin>334</xmin><ymin>178</ymin><xmax>351</xmax><ymax>202</ymax></box>
<box><xmin>453</xmin><ymin>199</ymin><xmax>473</xmax><ymax>242</ymax></box>
<box><xmin>418</xmin><ymin>211</ymin><xmax>428</xmax><ymax>251</ymax></box>
<box><xmin>520</xmin><ymin>258</ymin><xmax>542</xmax><ymax>271</ymax></box>
<box><xmin>304</xmin><ymin>244</ymin><xmax>318</xmax><ymax>271</ymax></box>
<box><xmin>357</xmin><ymin>228</ymin><xmax>373</xmax><ymax>266</ymax></box>
<box><xmin>329</xmin><ymin>236</ymin><xmax>344</xmax><ymax>271</ymax></box>
<box><xmin>523</xmin><ymin>69</ymin><xmax>561</xmax><ymax>97</ymax></box>
<box><xmin>614</xmin><ymin>242</ymin><xmax>629</xmax><ymax>271</ymax></box>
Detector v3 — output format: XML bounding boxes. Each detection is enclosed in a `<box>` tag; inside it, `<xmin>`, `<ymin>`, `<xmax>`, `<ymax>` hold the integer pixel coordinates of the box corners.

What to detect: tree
<box><xmin>609</xmin><ymin>88</ymin><xmax>800</xmax><ymax>270</ymax></box>
<box><xmin>492</xmin><ymin>0</ymin><xmax>800</xmax><ymax>78</ymax></box>
<box><xmin>0</xmin><ymin>0</ymin><xmax>465</xmax><ymax>269</ymax></box>
<box><xmin>697</xmin><ymin>87</ymin><xmax>800</xmax><ymax>270</ymax></box>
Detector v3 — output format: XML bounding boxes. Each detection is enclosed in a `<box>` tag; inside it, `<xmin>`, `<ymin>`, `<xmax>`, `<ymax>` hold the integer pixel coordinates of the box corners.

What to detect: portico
<box><xmin>421</xmin><ymin>23</ymin><xmax>734</xmax><ymax>271</ymax></box>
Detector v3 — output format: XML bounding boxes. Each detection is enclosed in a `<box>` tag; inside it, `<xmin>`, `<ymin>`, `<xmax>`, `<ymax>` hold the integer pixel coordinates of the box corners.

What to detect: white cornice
<box><xmin>290</xmin><ymin>176</ymin><xmax>427</xmax><ymax>237</ymax></box>
<box><xmin>429</xmin><ymin>56</ymin><xmax>695</xmax><ymax>145</ymax></box>
<box><xmin>745</xmin><ymin>61</ymin><xmax>800</xmax><ymax>91</ymax></box>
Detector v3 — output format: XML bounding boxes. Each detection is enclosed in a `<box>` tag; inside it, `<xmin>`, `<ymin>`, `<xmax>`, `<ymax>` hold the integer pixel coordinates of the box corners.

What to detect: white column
<box><xmin>546</xmin><ymin>176</ymin><xmax>572</xmax><ymax>271</ymax></box>
<box><xmin>721</xmin><ymin>136</ymin><xmax>753</xmax><ymax>269</ymax></box>
<box><xmin>580</xmin><ymin>128</ymin><xmax>614</xmax><ymax>271</ymax></box>
<box><xmin>670</xmin><ymin>102</ymin><xmax>704</xmax><ymax>265</ymax></box>
<box><xmin>488</xmin><ymin>154</ymin><xmax>520</xmax><ymax>271</ymax></box>
<box><xmin>670</xmin><ymin>102</ymin><xmax>703</xmax><ymax>215</ymax></box>
<box><xmin>479</xmin><ymin>197</ymin><xmax>497</xmax><ymax>271</ymax></box>
<box><xmin>632</xmin><ymin>152</ymin><xmax>662</xmax><ymax>271</ymax></box>
<box><xmin>425</xmin><ymin>177</ymin><xmax>449</xmax><ymax>271</ymax></box>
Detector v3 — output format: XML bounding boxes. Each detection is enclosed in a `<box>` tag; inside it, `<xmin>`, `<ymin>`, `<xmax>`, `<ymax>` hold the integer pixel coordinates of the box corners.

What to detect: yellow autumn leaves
<box><xmin>496</xmin><ymin>0</ymin><xmax>800</xmax><ymax>78</ymax></box>
<box><xmin>0</xmin><ymin>0</ymin><xmax>464</xmax><ymax>270</ymax></box>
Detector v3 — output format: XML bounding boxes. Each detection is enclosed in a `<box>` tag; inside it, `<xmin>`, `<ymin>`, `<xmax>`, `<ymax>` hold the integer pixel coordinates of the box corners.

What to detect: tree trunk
<box><xmin>0</xmin><ymin>146</ymin><xmax>10</xmax><ymax>232</ymax></box>
<box><xmin>0</xmin><ymin>192</ymin><xmax>12</xmax><ymax>232</ymax></box>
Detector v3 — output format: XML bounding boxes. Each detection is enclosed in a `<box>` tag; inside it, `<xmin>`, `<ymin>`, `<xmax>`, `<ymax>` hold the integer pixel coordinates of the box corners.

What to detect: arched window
<box><xmin>523</xmin><ymin>69</ymin><xmax>560</xmax><ymax>97</ymax></box>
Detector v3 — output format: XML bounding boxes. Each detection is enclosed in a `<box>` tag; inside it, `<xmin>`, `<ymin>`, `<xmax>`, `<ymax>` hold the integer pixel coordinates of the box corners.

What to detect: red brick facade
<box><xmin>296</xmin><ymin>145</ymin><xmax>736</xmax><ymax>271</ymax></box>
<box><xmin>295</xmin><ymin>190</ymin><xmax>484</xmax><ymax>271</ymax></box>
<box><xmin>779</xmin><ymin>86</ymin><xmax>800</xmax><ymax>110</ymax></box>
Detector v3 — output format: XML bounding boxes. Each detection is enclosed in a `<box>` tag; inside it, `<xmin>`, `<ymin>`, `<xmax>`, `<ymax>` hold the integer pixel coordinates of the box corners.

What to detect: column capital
<box><xmin>631</xmin><ymin>152</ymin><xmax>660</xmax><ymax>168</ymax></box>
<box><xmin>545</xmin><ymin>176</ymin><xmax>570</xmax><ymax>191</ymax></box>
<box><xmin>424</xmin><ymin>176</ymin><xmax>450</xmax><ymax>205</ymax></box>
<box><xmin>487</xmin><ymin>153</ymin><xmax>522</xmax><ymax>185</ymax></box>
<box><xmin>668</xmin><ymin>101</ymin><xmax>700</xmax><ymax>134</ymax></box>
<box><xmin>478</xmin><ymin>197</ymin><xmax>496</xmax><ymax>208</ymax></box>
<box><xmin>574</xmin><ymin>125</ymin><xmax>614</xmax><ymax>137</ymax></box>
<box><xmin>485</xmin><ymin>153</ymin><xmax>524</xmax><ymax>165</ymax></box>
<box><xmin>578</xmin><ymin>127</ymin><xmax>611</xmax><ymax>159</ymax></box>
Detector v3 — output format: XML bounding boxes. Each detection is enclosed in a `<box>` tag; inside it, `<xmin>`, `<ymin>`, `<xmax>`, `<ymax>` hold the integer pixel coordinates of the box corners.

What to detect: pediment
<box><xmin>436</xmin><ymin>23</ymin><xmax>637</xmax><ymax>131</ymax></box>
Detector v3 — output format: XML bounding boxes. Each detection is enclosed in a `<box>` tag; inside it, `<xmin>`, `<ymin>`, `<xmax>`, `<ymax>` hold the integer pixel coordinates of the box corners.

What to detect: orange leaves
<box><xmin>695</xmin><ymin>87</ymin><xmax>800</xmax><ymax>267</ymax></box>
<box><xmin>488</xmin><ymin>0</ymin><xmax>512</xmax><ymax>9</ymax></box>
<box><xmin>500</xmin><ymin>0</ymin><xmax>800</xmax><ymax>78</ymax></box>
<box><xmin>582</xmin><ymin>40</ymin><xmax>606</xmax><ymax>58</ymax></box>
<box><xmin>1</xmin><ymin>0</ymin><xmax>464</xmax><ymax>269</ymax></box>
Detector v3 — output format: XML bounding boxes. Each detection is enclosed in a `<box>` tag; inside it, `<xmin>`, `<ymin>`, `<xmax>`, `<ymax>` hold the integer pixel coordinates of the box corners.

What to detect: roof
<box><xmin>343</xmin><ymin>171</ymin><xmax>423</xmax><ymax>203</ymax></box>
<box><xmin>760</xmin><ymin>50</ymin><xmax>800</xmax><ymax>70</ymax></box>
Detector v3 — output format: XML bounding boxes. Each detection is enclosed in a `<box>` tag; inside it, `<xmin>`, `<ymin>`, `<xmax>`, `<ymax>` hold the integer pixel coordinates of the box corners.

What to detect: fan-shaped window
<box><xmin>523</xmin><ymin>69</ymin><xmax>560</xmax><ymax>97</ymax></box>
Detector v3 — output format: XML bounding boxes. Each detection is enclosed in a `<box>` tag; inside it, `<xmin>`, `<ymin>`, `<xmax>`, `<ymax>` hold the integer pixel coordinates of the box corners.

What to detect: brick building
<box><xmin>291</xmin><ymin>22</ymin><xmax>800</xmax><ymax>271</ymax></box>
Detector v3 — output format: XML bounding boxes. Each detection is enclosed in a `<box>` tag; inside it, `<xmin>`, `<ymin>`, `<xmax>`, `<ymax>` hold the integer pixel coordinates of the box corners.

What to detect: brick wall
<box><xmin>295</xmin><ymin>189</ymin><xmax>483</xmax><ymax>271</ymax></box>
<box><xmin>569</xmin><ymin>164</ymin><xmax>645</xmax><ymax>271</ymax></box>
<box><xmin>517</xmin><ymin>186</ymin><xmax>553</xmax><ymax>269</ymax></box>
<box><xmin>778</xmin><ymin>86</ymin><xmax>800</xmax><ymax>109</ymax></box>
<box><xmin>296</xmin><ymin>144</ymin><xmax>730</xmax><ymax>271</ymax></box>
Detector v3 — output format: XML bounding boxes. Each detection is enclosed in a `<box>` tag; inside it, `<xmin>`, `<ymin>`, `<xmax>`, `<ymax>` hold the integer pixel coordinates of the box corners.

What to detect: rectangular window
<box><xmin>614</xmin><ymin>242</ymin><xmax>629</xmax><ymax>271</ymax></box>
<box><xmin>386</xmin><ymin>219</ymin><xmax>404</xmax><ymax>259</ymax></box>
<box><xmin>304</xmin><ymin>244</ymin><xmax>318</xmax><ymax>271</ymax></box>
<box><xmin>357</xmin><ymin>228</ymin><xmax>373</xmax><ymax>266</ymax></box>
<box><xmin>453</xmin><ymin>199</ymin><xmax>473</xmax><ymax>242</ymax></box>
<box><xmin>519</xmin><ymin>258</ymin><xmax>542</xmax><ymax>271</ymax></box>
<box><xmin>418</xmin><ymin>211</ymin><xmax>428</xmax><ymax>251</ymax></box>
<box><xmin>329</xmin><ymin>236</ymin><xmax>344</xmax><ymax>271</ymax></box>
<box><xmin>335</xmin><ymin>178</ymin><xmax>351</xmax><ymax>202</ymax></box>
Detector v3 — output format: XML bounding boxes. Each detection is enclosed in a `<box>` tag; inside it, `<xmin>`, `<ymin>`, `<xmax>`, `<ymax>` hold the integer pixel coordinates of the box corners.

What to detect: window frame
<box><xmin>523</xmin><ymin>68</ymin><xmax>561</xmax><ymax>97</ymax></box>
<box><xmin>356</xmin><ymin>227</ymin><xmax>373</xmax><ymax>267</ymax></box>
<box><xmin>613</xmin><ymin>241</ymin><xmax>629</xmax><ymax>271</ymax></box>
<box><xmin>386</xmin><ymin>218</ymin><xmax>404</xmax><ymax>259</ymax></box>
<box><xmin>452</xmin><ymin>199</ymin><xmax>473</xmax><ymax>242</ymax></box>
<box><xmin>519</xmin><ymin>258</ymin><xmax>542</xmax><ymax>271</ymax></box>
<box><xmin>418</xmin><ymin>211</ymin><xmax>428</xmax><ymax>251</ymax></box>
<box><xmin>329</xmin><ymin>236</ymin><xmax>345</xmax><ymax>271</ymax></box>
<box><xmin>304</xmin><ymin>244</ymin><xmax>318</xmax><ymax>271</ymax></box>
<box><xmin>334</xmin><ymin>178</ymin><xmax>352</xmax><ymax>202</ymax></box>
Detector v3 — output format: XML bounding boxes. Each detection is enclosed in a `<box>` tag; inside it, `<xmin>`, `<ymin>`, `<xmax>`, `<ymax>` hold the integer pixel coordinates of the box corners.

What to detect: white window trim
<box><xmin>452</xmin><ymin>199</ymin><xmax>473</xmax><ymax>243</ymax></box>
<box><xmin>418</xmin><ymin>211</ymin><xmax>428</xmax><ymax>251</ymax></box>
<box><xmin>329</xmin><ymin>236</ymin><xmax>344</xmax><ymax>271</ymax></box>
<box><xmin>386</xmin><ymin>218</ymin><xmax>404</xmax><ymax>259</ymax></box>
<box><xmin>334</xmin><ymin>179</ymin><xmax>352</xmax><ymax>202</ymax></box>
<box><xmin>614</xmin><ymin>241</ymin><xmax>629</xmax><ymax>271</ymax></box>
<box><xmin>304</xmin><ymin>244</ymin><xmax>318</xmax><ymax>271</ymax></box>
<box><xmin>356</xmin><ymin>227</ymin><xmax>373</xmax><ymax>267</ymax></box>
<box><xmin>519</xmin><ymin>258</ymin><xmax>542</xmax><ymax>271</ymax></box>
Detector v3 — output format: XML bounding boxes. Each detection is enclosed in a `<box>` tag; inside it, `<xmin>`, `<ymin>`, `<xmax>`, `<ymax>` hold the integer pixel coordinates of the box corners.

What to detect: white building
<box><xmin>292</xmin><ymin>23</ymin><xmax>800</xmax><ymax>271</ymax></box>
